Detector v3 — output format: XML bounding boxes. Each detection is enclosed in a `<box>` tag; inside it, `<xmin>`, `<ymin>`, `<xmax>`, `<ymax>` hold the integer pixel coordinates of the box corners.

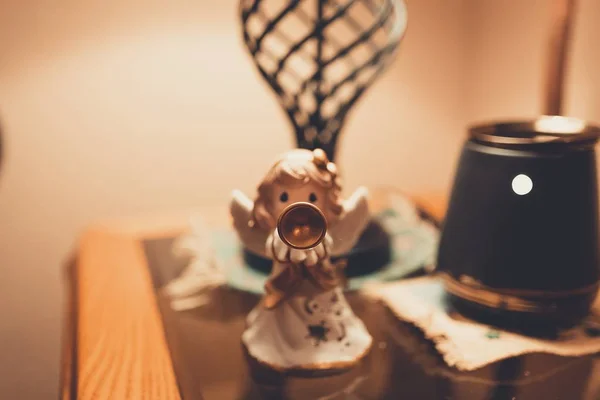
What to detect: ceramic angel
<box><xmin>231</xmin><ymin>148</ymin><xmax>372</xmax><ymax>373</ymax></box>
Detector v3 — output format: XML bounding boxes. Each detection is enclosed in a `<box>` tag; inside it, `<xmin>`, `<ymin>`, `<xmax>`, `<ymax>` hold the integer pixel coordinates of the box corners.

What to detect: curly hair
<box><xmin>252</xmin><ymin>149</ymin><xmax>343</xmax><ymax>230</ymax></box>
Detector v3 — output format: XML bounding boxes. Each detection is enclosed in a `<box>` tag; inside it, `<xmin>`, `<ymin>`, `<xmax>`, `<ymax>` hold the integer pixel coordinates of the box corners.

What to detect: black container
<box><xmin>438</xmin><ymin>117</ymin><xmax>600</xmax><ymax>333</ymax></box>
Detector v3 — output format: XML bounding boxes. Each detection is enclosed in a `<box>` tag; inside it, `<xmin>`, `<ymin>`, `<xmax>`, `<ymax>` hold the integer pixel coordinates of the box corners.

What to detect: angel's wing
<box><xmin>329</xmin><ymin>186</ymin><xmax>370</xmax><ymax>256</ymax></box>
<box><xmin>230</xmin><ymin>190</ymin><xmax>269</xmax><ymax>257</ymax></box>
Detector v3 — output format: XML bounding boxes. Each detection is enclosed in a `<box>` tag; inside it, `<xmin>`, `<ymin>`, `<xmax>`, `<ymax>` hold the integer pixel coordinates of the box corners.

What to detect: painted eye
<box><xmin>309</xmin><ymin>193</ymin><xmax>318</xmax><ymax>203</ymax></box>
<box><xmin>279</xmin><ymin>192</ymin><xmax>289</xmax><ymax>202</ymax></box>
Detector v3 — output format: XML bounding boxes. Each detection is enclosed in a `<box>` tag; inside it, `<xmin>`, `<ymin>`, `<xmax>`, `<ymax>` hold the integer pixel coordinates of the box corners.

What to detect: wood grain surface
<box><xmin>63</xmin><ymin>230</ymin><xmax>181</xmax><ymax>399</ymax></box>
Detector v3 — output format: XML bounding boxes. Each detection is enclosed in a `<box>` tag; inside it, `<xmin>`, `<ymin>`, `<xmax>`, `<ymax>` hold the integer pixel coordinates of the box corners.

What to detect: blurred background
<box><xmin>0</xmin><ymin>0</ymin><xmax>600</xmax><ymax>397</ymax></box>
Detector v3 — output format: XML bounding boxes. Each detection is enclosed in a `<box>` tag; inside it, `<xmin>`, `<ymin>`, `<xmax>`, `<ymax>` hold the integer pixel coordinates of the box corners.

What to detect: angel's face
<box><xmin>269</xmin><ymin>181</ymin><xmax>330</xmax><ymax>221</ymax></box>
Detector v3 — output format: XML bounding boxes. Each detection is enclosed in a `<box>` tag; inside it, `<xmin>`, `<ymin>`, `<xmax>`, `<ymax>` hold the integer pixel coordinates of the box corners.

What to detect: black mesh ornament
<box><xmin>240</xmin><ymin>0</ymin><xmax>407</xmax><ymax>161</ymax></box>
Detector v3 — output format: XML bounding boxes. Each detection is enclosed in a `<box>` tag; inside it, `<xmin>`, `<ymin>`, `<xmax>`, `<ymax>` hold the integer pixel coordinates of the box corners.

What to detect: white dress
<box><xmin>242</xmin><ymin>272</ymin><xmax>372</xmax><ymax>371</ymax></box>
<box><xmin>231</xmin><ymin>187</ymin><xmax>373</xmax><ymax>372</ymax></box>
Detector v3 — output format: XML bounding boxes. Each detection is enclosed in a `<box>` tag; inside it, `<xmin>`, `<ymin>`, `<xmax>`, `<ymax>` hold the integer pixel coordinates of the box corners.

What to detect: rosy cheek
<box><xmin>273</xmin><ymin>205</ymin><xmax>284</xmax><ymax>217</ymax></box>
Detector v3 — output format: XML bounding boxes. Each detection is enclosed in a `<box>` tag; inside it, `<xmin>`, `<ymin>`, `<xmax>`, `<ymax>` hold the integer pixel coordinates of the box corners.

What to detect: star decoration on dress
<box><xmin>307</xmin><ymin>321</ymin><xmax>330</xmax><ymax>346</ymax></box>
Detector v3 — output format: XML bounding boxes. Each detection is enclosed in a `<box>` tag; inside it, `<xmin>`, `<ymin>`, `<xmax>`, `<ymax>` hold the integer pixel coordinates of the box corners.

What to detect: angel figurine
<box><xmin>231</xmin><ymin>148</ymin><xmax>373</xmax><ymax>373</ymax></box>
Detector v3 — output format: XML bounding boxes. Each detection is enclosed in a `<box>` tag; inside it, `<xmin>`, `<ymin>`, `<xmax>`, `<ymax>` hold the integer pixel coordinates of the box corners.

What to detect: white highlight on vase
<box><xmin>512</xmin><ymin>174</ymin><xmax>533</xmax><ymax>195</ymax></box>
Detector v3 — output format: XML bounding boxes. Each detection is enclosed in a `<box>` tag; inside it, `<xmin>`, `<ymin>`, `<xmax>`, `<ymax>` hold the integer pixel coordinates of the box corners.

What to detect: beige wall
<box><xmin>465</xmin><ymin>0</ymin><xmax>600</xmax><ymax>122</ymax></box>
<box><xmin>3</xmin><ymin>0</ymin><xmax>600</xmax><ymax>397</ymax></box>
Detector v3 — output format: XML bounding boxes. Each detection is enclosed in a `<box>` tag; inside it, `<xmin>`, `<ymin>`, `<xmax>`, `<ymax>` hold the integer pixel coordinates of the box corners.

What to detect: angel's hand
<box><xmin>267</xmin><ymin>230</ymin><xmax>332</xmax><ymax>266</ymax></box>
<box><xmin>266</xmin><ymin>229</ymin><xmax>289</xmax><ymax>262</ymax></box>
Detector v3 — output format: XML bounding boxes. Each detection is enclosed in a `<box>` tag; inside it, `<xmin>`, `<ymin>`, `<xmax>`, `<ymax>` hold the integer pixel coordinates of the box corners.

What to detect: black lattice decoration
<box><xmin>240</xmin><ymin>0</ymin><xmax>407</xmax><ymax>161</ymax></box>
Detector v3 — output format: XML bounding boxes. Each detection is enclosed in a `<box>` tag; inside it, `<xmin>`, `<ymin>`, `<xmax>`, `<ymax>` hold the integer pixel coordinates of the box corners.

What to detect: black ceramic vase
<box><xmin>437</xmin><ymin>117</ymin><xmax>600</xmax><ymax>332</ymax></box>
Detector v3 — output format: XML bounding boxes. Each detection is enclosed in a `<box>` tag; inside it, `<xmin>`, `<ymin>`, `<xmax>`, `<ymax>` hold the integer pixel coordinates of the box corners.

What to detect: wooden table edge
<box><xmin>61</xmin><ymin>229</ymin><xmax>182</xmax><ymax>400</ymax></box>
